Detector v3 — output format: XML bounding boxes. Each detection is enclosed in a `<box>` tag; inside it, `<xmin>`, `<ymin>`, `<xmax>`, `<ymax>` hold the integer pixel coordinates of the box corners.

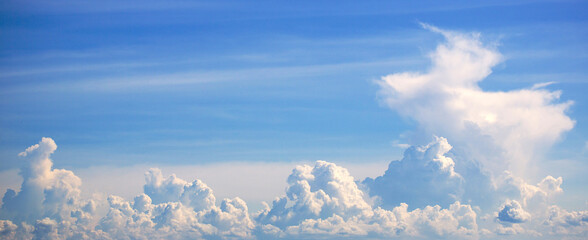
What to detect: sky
<box><xmin>0</xmin><ymin>0</ymin><xmax>587</xmax><ymax>239</ymax></box>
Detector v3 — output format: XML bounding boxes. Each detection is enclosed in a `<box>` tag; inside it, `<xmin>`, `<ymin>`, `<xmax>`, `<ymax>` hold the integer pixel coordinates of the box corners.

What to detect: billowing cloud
<box><xmin>255</xmin><ymin>160</ymin><xmax>479</xmax><ymax>239</ymax></box>
<box><xmin>0</xmin><ymin>220</ymin><xmax>18</xmax><ymax>240</ymax></box>
<box><xmin>0</xmin><ymin>137</ymin><xmax>83</xmax><ymax>223</ymax></box>
<box><xmin>544</xmin><ymin>205</ymin><xmax>588</xmax><ymax>236</ymax></box>
<box><xmin>363</xmin><ymin>136</ymin><xmax>464</xmax><ymax>209</ymax></box>
<box><xmin>0</xmin><ymin>138</ymin><xmax>256</xmax><ymax>239</ymax></box>
<box><xmin>497</xmin><ymin>200</ymin><xmax>530</xmax><ymax>223</ymax></box>
<box><xmin>377</xmin><ymin>23</ymin><xmax>574</xmax><ymax>177</ymax></box>
<box><xmin>95</xmin><ymin>167</ymin><xmax>257</xmax><ymax>239</ymax></box>
<box><xmin>491</xmin><ymin>198</ymin><xmax>588</xmax><ymax>237</ymax></box>
<box><xmin>143</xmin><ymin>168</ymin><xmax>216</xmax><ymax>211</ymax></box>
<box><xmin>373</xmin><ymin>139</ymin><xmax>564</xmax><ymax>209</ymax></box>
<box><xmin>363</xmin><ymin>135</ymin><xmax>577</xmax><ymax>237</ymax></box>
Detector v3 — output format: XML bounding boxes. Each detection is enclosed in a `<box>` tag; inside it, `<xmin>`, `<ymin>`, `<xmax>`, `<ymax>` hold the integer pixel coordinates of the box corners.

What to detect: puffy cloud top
<box><xmin>497</xmin><ymin>200</ymin><xmax>530</xmax><ymax>223</ymax></box>
<box><xmin>256</xmin><ymin>160</ymin><xmax>372</xmax><ymax>229</ymax></box>
<box><xmin>1</xmin><ymin>137</ymin><xmax>82</xmax><ymax>223</ymax></box>
<box><xmin>255</xmin><ymin>160</ymin><xmax>479</xmax><ymax>239</ymax></box>
<box><xmin>544</xmin><ymin>205</ymin><xmax>588</xmax><ymax>236</ymax></box>
<box><xmin>144</xmin><ymin>168</ymin><xmax>216</xmax><ymax>211</ymax></box>
<box><xmin>97</xmin><ymin>170</ymin><xmax>255</xmax><ymax>239</ymax></box>
<box><xmin>363</xmin><ymin>136</ymin><xmax>463</xmax><ymax>209</ymax></box>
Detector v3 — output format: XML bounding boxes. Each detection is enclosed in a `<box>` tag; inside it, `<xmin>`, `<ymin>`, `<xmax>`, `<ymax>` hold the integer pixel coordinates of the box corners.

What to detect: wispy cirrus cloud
<box><xmin>0</xmin><ymin>58</ymin><xmax>419</xmax><ymax>94</ymax></box>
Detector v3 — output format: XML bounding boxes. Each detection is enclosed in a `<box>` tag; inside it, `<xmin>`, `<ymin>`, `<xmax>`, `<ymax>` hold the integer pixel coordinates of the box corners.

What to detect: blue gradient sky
<box><xmin>1</xmin><ymin>0</ymin><xmax>587</xmax><ymax>207</ymax></box>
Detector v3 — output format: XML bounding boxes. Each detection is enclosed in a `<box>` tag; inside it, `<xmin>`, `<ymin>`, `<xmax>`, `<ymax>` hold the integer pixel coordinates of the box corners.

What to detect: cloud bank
<box><xmin>1</xmin><ymin>25</ymin><xmax>585</xmax><ymax>239</ymax></box>
<box><xmin>0</xmin><ymin>137</ymin><xmax>585</xmax><ymax>239</ymax></box>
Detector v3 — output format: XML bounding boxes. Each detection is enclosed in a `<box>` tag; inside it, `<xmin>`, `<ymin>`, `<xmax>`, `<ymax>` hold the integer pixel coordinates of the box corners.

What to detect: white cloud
<box><xmin>255</xmin><ymin>160</ymin><xmax>479</xmax><ymax>239</ymax></box>
<box><xmin>0</xmin><ymin>138</ymin><xmax>257</xmax><ymax>239</ymax></box>
<box><xmin>363</xmin><ymin>135</ymin><xmax>565</xmax><ymax>212</ymax></box>
<box><xmin>494</xmin><ymin>171</ymin><xmax>563</xmax><ymax>211</ymax></box>
<box><xmin>364</xmin><ymin>136</ymin><xmax>465</xmax><ymax>209</ymax></box>
<box><xmin>256</xmin><ymin>161</ymin><xmax>373</xmax><ymax>229</ymax></box>
<box><xmin>32</xmin><ymin>218</ymin><xmax>59</xmax><ymax>240</ymax></box>
<box><xmin>362</xmin><ymin>135</ymin><xmax>586</xmax><ymax>238</ymax></box>
<box><xmin>497</xmin><ymin>200</ymin><xmax>530</xmax><ymax>223</ymax></box>
<box><xmin>144</xmin><ymin>168</ymin><xmax>216</xmax><ymax>211</ymax></box>
<box><xmin>544</xmin><ymin>205</ymin><xmax>588</xmax><ymax>236</ymax></box>
<box><xmin>0</xmin><ymin>220</ymin><xmax>17</xmax><ymax>240</ymax></box>
<box><xmin>0</xmin><ymin>137</ymin><xmax>83</xmax><ymax>223</ymax></box>
<box><xmin>0</xmin><ymin>138</ymin><xmax>586</xmax><ymax>239</ymax></box>
<box><xmin>70</xmin><ymin>161</ymin><xmax>388</xmax><ymax>213</ymax></box>
<box><xmin>531</xmin><ymin>81</ymin><xmax>557</xmax><ymax>90</ymax></box>
<box><xmin>377</xmin><ymin>23</ymin><xmax>574</xmax><ymax>178</ymax></box>
<box><xmin>95</xmin><ymin>169</ymin><xmax>256</xmax><ymax>239</ymax></box>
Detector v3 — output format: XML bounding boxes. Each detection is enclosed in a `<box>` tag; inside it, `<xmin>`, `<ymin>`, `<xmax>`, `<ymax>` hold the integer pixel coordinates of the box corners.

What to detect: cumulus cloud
<box><xmin>0</xmin><ymin>137</ymin><xmax>83</xmax><ymax>223</ymax></box>
<box><xmin>255</xmin><ymin>160</ymin><xmax>479</xmax><ymax>239</ymax></box>
<box><xmin>0</xmin><ymin>138</ymin><xmax>256</xmax><ymax>239</ymax></box>
<box><xmin>0</xmin><ymin>220</ymin><xmax>18</xmax><ymax>240</ymax></box>
<box><xmin>255</xmin><ymin>161</ymin><xmax>373</xmax><ymax>230</ymax></box>
<box><xmin>377</xmin><ymin>23</ymin><xmax>574</xmax><ymax>177</ymax></box>
<box><xmin>544</xmin><ymin>205</ymin><xmax>588</xmax><ymax>236</ymax></box>
<box><xmin>497</xmin><ymin>200</ymin><xmax>530</xmax><ymax>223</ymax></box>
<box><xmin>493</xmin><ymin>171</ymin><xmax>563</xmax><ymax>212</ymax></box>
<box><xmin>364</xmin><ymin>135</ymin><xmax>571</xmax><ymax>225</ymax></box>
<box><xmin>144</xmin><ymin>168</ymin><xmax>216</xmax><ymax>211</ymax></box>
<box><xmin>490</xmin><ymin>199</ymin><xmax>588</xmax><ymax>237</ymax></box>
<box><xmin>360</xmin><ymin>132</ymin><xmax>587</xmax><ymax>239</ymax></box>
<box><xmin>364</xmin><ymin>136</ymin><xmax>464</xmax><ymax>209</ymax></box>
<box><xmin>96</xmin><ymin>169</ymin><xmax>255</xmax><ymax>239</ymax></box>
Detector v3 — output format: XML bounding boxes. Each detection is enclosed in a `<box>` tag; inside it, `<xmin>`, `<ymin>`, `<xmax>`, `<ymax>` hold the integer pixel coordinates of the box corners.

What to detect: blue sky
<box><xmin>0</xmin><ymin>1</ymin><xmax>587</xmax><ymax>239</ymax></box>
<box><xmin>1</xmin><ymin>0</ymin><xmax>586</xmax><ymax>168</ymax></box>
